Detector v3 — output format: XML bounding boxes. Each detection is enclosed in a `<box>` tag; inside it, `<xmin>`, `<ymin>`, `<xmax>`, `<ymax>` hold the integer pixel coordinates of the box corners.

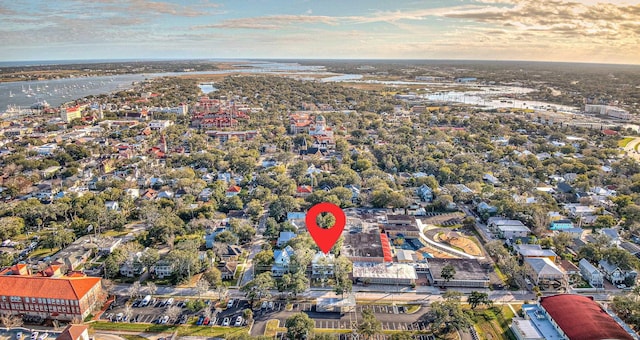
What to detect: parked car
<box><xmin>261</xmin><ymin>301</ymin><xmax>268</xmax><ymax>309</ymax></box>
<box><xmin>268</xmin><ymin>301</ymin><xmax>274</xmax><ymax>310</ymax></box>
<box><xmin>115</xmin><ymin>313</ymin><xmax>123</xmax><ymax>322</ymax></box>
<box><xmin>204</xmin><ymin>317</ymin><xmax>210</xmax><ymax>326</ymax></box>
<box><xmin>234</xmin><ymin>316</ymin><xmax>243</xmax><ymax>327</ymax></box>
<box><xmin>222</xmin><ymin>317</ymin><xmax>230</xmax><ymax>326</ymax></box>
<box><xmin>227</xmin><ymin>299</ymin><xmax>235</xmax><ymax>308</ymax></box>
<box><xmin>196</xmin><ymin>315</ymin><xmax>205</xmax><ymax>325</ymax></box>
<box><xmin>161</xmin><ymin>315</ymin><xmax>169</xmax><ymax>324</ymax></box>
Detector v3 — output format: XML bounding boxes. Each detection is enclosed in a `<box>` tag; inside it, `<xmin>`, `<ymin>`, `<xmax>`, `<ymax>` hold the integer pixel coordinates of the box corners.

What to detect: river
<box><xmin>0</xmin><ymin>61</ymin><xmax>329</xmax><ymax>111</ymax></box>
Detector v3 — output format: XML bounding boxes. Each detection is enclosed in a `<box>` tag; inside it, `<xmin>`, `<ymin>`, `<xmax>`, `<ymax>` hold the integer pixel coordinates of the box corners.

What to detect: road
<box><xmin>622</xmin><ymin>136</ymin><xmax>640</xmax><ymax>161</ymax></box>
<box><xmin>239</xmin><ymin>211</ymin><xmax>269</xmax><ymax>287</ymax></box>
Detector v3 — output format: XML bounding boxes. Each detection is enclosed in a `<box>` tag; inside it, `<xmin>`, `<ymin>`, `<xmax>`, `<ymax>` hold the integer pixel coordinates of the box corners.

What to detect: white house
<box><xmin>598</xmin><ymin>259</ymin><xmax>638</xmax><ymax>285</ymax></box>
<box><xmin>272</xmin><ymin>246</ymin><xmax>295</xmax><ymax>277</ymax></box>
<box><xmin>311</xmin><ymin>251</ymin><xmax>335</xmax><ymax>278</ymax></box>
<box><xmin>276</xmin><ymin>231</ymin><xmax>296</xmax><ymax>248</ymax></box>
<box><xmin>154</xmin><ymin>260</ymin><xmax>174</xmax><ymax>279</ymax></box>
<box><xmin>579</xmin><ymin>259</ymin><xmax>604</xmax><ymax>288</ymax></box>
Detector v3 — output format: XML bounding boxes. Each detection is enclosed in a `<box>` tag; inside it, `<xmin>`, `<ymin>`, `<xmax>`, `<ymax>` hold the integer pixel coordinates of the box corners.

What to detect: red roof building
<box><xmin>540</xmin><ymin>294</ymin><xmax>634</xmax><ymax>340</ymax></box>
<box><xmin>0</xmin><ymin>275</ymin><xmax>105</xmax><ymax>321</ymax></box>
<box><xmin>379</xmin><ymin>234</ymin><xmax>393</xmax><ymax>262</ymax></box>
<box><xmin>296</xmin><ymin>185</ymin><xmax>313</xmax><ymax>198</ymax></box>
<box><xmin>57</xmin><ymin>324</ymin><xmax>89</xmax><ymax>340</ymax></box>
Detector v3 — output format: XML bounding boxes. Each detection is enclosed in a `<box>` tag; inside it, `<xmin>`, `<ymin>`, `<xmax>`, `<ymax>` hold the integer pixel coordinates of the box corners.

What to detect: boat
<box><xmin>9</xmin><ymin>90</ymin><xmax>14</xmax><ymax>98</ymax></box>
<box><xmin>30</xmin><ymin>331</ymin><xmax>38</xmax><ymax>340</ymax></box>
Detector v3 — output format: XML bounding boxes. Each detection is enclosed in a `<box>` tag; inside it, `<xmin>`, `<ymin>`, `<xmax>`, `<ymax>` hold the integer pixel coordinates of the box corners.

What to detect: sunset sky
<box><xmin>1</xmin><ymin>0</ymin><xmax>639</xmax><ymax>64</ymax></box>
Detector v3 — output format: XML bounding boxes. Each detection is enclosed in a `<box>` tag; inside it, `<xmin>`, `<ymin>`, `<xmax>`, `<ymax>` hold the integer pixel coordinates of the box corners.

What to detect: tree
<box><xmin>241</xmin><ymin>272</ymin><xmax>275</xmax><ymax>303</ymax></box>
<box><xmin>468</xmin><ymin>291</ymin><xmax>492</xmax><ymax>309</ymax></box>
<box><xmin>215</xmin><ymin>230</ymin><xmax>238</xmax><ymax>245</ymax></box>
<box><xmin>387</xmin><ymin>333</ymin><xmax>416</xmax><ymax>340</ymax></box>
<box><xmin>427</xmin><ymin>297</ymin><xmax>471</xmax><ymax>336</ymax></box>
<box><xmin>357</xmin><ymin>309</ymin><xmax>382</xmax><ymax>340</ymax></box>
<box><xmin>196</xmin><ymin>278</ymin><xmax>210</xmax><ymax>297</ymax></box>
<box><xmin>128</xmin><ymin>281</ymin><xmax>142</xmax><ymax>299</ymax></box>
<box><xmin>165</xmin><ymin>306</ymin><xmax>182</xmax><ymax>322</ymax></box>
<box><xmin>254</xmin><ymin>249</ymin><xmax>275</xmax><ymax>271</ymax></box>
<box><xmin>552</xmin><ymin>232</ymin><xmax>573</xmax><ymax>256</ymax></box>
<box><xmin>592</xmin><ymin>215</ymin><xmax>616</xmax><ymax>229</ymax></box>
<box><xmin>203</xmin><ymin>267</ymin><xmax>223</xmax><ymax>287</ymax></box>
<box><xmin>146</xmin><ymin>282</ymin><xmax>158</xmax><ymax>296</ymax></box>
<box><xmin>285</xmin><ymin>313</ymin><xmax>314</xmax><ymax>340</ymax></box>
<box><xmin>441</xmin><ymin>264</ymin><xmax>456</xmax><ymax>283</ymax></box>
<box><xmin>140</xmin><ymin>249</ymin><xmax>160</xmax><ymax>271</ymax></box>
<box><xmin>334</xmin><ymin>256</ymin><xmax>353</xmax><ymax>298</ymax></box>
<box><xmin>243</xmin><ymin>308</ymin><xmax>254</xmax><ymax>323</ymax></box>
<box><xmin>123</xmin><ymin>304</ymin><xmax>133</xmax><ymax>321</ymax></box>
<box><xmin>0</xmin><ymin>312</ymin><xmax>23</xmax><ymax>328</ymax></box>
<box><xmin>216</xmin><ymin>284</ymin><xmax>229</xmax><ymax>301</ymax></box>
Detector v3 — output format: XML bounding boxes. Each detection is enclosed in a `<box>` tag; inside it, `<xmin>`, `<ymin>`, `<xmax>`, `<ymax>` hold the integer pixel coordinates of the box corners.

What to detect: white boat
<box><xmin>9</xmin><ymin>90</ymin><xmax>14</xmax><ymax>97</ymax></box>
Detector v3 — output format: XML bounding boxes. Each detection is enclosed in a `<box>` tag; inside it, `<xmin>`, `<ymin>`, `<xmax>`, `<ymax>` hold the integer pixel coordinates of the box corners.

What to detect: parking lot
<box><xmin>251</xmin><ymin>300</ymin><xmax>429</xmax><ymax>336</ymax></box>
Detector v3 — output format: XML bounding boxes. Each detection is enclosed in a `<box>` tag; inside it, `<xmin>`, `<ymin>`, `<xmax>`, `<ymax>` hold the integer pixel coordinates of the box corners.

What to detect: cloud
<box><xmin>201</xmin><ymin>15</ymin><xmax>338</xmax><ymax>30</ymax></box>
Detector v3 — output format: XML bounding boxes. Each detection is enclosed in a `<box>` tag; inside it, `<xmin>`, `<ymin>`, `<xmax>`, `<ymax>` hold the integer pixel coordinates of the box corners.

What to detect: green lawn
<box><xmin>618</xmin><ymin>137</ymin><xmax>634</xmax><ymax>148</ymax></box>
<box><xmin>103</xmin><ymin>230</ymin><xmax>129</xmax><ymax>238</ymax></box>
<box><xmin>28</xmin><ymin>247</ymin><xmax>60</xmax><ymax>259</ymax></box>
<box><xmin>264</xmin><ymin>319</ymin><xmax>283</xmax><ymax>337</ymax></box>
<box><xmin>90</xmin><ymin>321</ymin><xmax>249</xmax><ymax>337</ymax></box>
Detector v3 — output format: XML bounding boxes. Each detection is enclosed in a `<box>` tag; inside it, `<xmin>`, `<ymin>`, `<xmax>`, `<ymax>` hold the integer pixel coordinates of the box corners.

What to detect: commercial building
<box><xmin>513</xmin><ymin>295</ymin><xmax>637</xmax><ymax>340</ymax></box>
<box><xmin>426</xmin><ymin>258</ymin><xmax>490</xmax><ymax>288</ymax></box>
<box><xmin>316</xmin><ymin>295</ymin><xmax>356</xmax><ymax>313</ymax></box>
<box><xmin>0</xmin><ymin>267</ymin><xmax>105</xmax><ymax>321</ymax></box>
<box><xmin>352</xmin><ymin>262</ymin><xmax>417</xmax><ymax>285</ymax></box>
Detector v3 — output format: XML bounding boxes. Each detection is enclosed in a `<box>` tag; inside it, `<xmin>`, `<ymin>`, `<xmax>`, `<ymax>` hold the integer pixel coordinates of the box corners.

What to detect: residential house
<box><xmin>601</xmin><ymin>228</ymin><xmax>621</xmax><ymax>245</ymax></box>
<box><xmin>58</xmin><ymin>324</ymin><xmax>90</xmax><ymax>340</ymax></box>
<box><xmin>104</xmin><ymin>201</ymin><xmax>119</xmax><ymax>211</ymax></box>
<box><xmin>579</xmin><ymin>259</ymin><xmax>604</xmax><ymax>288</ymax></box>
<box><xmin>487</xmin><ymin>218</ymin><xmax>531</xmax><ymax>239</ymax></box>
<box><xmin>119</xmin><ymin>252</ymin><xmax>146</xmax><ymax>278</ymax></box>
<box><xmin>514</xmin><ymin>244</ymin><xmax>558</xmax><ymax>262</ymax></box>
<box><xmin>199</xmin><ymin>188</ymin><xmax>214</xmax><ymax>202</ymax></box>
<box><xmin>276</xmin><ymin>231</ymin><xmax>296</xmax><ymax>248</ymax></box>
<box><xmin>524</xmin><ymin>257</ymin><xmax>566</xmax><ymax>288</ymax></box>
<box><xmin>598</xmin><ymin>259</ymin><xmax>638</xmax><ymax>285</ymax></box>
<box><xmin>311</xmin><ymin>251</ymin><xmax>335</xmax><ymax>278</ymax></box>
<box><xmin>157</xmin><ymin>190</ymin><xmax>174</xmax><ymax>200</ymax></box>
<box><xmin>220</xmin><ymin>245</ymin><xmax>243</xmax><ymax>261</ymax></box>
<box><xmin>296</xmin><ymin>185</ymin><xmax>313</xmax><ymax>198</ymax></box>
<box><xmin>226</xmin><ymin>185</ymin><xmax>241</xmax><ymax>197</ymax></box>
<box><xmin>416</xmin><ymin>184</ymin><xmax>434</xmax><ymax>202</ymax></box>
<box><xmin>272</xmin><ymin>246</ymin><xmax>295</xmax><ymax>276</ymax></box>
<box><xmin>477</xmin><ymin>202</ymin><xmax>498</xmax><ymax>215</ymax></box>
<box><xmin>153</xmin><ymin>260</ymin><xmax>174</xmax><ymax>279</ymax></box>
<box><xmin>549</xmin><ymin>219</ymin><xmax>574</xmax><ymax>231</ymax></box>
<box><xmin>218</xmin><ymin>262</ymin><xmax>238</xmax><ymax>280</ymax></box>
<box><xmin>344</xmin><ymin>184</ymin><xmax>360</xmax><ymax>204</ymax></box>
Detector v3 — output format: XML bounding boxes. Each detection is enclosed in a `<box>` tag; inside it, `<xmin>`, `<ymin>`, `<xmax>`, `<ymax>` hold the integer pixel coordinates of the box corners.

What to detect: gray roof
<box><xmin>525</xmin><ymin>258</ymin><xmax>564</xmax><ymax>277</ymax></box>
<box><xmin>579</xmin><ymin>258</ymin><xmax>600</xmax><ymax>274</ymax></box>
<box><xmin>516</xmin><ymin>244</ymin><xmax>557</xmax><ymax>258</ymax></box>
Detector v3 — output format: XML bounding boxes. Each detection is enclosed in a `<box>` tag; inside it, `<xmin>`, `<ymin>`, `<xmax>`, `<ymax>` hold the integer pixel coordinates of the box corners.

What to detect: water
<box><xmin>0</xmin><ymin>61</ymin><xmax>329</xmax><ymax>111</ymax></box>
<box><xmin>198</xmin><ymin>84</ymin><xmax>217</xmax><ymax>94</ymax></box>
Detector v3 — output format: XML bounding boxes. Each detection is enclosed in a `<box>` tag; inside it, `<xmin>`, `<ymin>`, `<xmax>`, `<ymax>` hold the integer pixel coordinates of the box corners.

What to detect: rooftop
<box><xmin>427</xmin><ymin>258</ymin><xmax>490</xmax><ymax>281</ymax></box>
<box><xmin>343</xmin><ymin>231</ymin><xmax>385</xmax><ymax>260</ymax></box>
<box><xmin>352</xmin><ymin>262</ymin><xmax>417</xmax><ymax>280</ymax></box>
<box><xmin>0</xmin><ymin>275</ymin><xmax>102</xmax><ymax>300</ymax></box>
<box><xmin>540</xmin><ymin>294</ymin><xmax>634</xmax><ymax>340</ymax></box>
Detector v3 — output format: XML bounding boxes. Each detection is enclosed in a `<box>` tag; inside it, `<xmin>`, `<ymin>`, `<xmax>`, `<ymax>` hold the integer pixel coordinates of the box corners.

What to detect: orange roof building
<box><xmin>0</xmin><ymin>275</ymin><xmax>105</xmax><ymax>321</ymax></box>
<box><xmin>57</xmin><ymin>324</ymin><xmax>89</xmax><ymax>340</ymax></box>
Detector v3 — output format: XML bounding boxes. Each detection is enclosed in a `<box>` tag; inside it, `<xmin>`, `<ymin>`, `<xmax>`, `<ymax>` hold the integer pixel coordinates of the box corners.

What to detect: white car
<box><xmin>115</xmin><ymin>313</ymin><xmax>123</xmax><ymax>322</ymax></box>
<box><xmin>261</xmin><ymin>301</ymin><xmax>268</xmax><ymax>309</ymax></box>
<box><xmin>227</xmin><ymin>299</ymin><xmax>235</xmax><ymax>308</ymax></box>
<box><xmin>617</xmin><ymin>284</ymin><xmax>627</xmax><ymax>289</ymax></box>
<box><xmin>160</xmin><ymin>315</ymin><xmax>169</xmax><ymax>324</ymax></box>
<box><xmin>234</xmin><ymin>316</ymin><xmax>243</xmax><ymax>327</ymax></box>
<box><xmin>222</xmin><ymin>317</ymin><xmax>230</xmax><ymax>326</ymax></box>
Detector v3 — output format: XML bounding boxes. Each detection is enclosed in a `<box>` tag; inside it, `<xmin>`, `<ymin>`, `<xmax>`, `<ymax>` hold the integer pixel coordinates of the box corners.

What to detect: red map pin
<box><xmin>305</xmin><ymin>202</ymin><xmax>346</xmax><ymax>254</ymax></box>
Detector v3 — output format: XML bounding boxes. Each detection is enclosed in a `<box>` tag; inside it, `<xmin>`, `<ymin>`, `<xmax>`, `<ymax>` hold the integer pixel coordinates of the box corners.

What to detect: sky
<box><xmin>1</xmin><ymin>0</ymin><xmax>639</xmax><ymax>64</ymax></box>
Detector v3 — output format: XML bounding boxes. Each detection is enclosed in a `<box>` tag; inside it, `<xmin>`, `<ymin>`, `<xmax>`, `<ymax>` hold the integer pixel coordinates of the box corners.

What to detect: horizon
<box><xmin>1</xmin><ymin>0</ymin><xmax>640</xmax><ymax>65</ymax></box>
<box><xmin>3</xmin><ymin>57</ymin><xmax>640</xmax><ymax>68</ymax></box>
